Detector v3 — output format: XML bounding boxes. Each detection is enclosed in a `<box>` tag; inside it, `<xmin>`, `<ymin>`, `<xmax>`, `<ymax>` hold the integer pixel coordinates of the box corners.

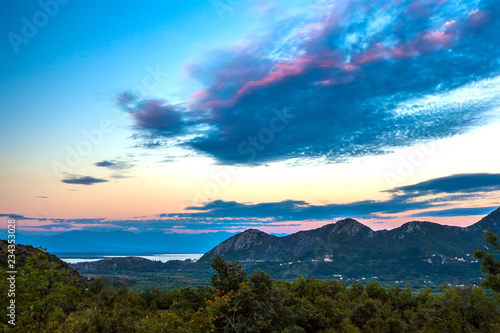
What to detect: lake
<box><xmin>61</xmin><ymin>253</ymin><xmax>204</xmax><ymax>264</ymax></box>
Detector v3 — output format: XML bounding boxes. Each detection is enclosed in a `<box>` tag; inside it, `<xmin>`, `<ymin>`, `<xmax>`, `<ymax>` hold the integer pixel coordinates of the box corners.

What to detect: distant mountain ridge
<box><xmin>199</xmin><ymin>207</ymin><xmax>500</xmax><ymax>263</ymax></box>
<box><xmin>17</xmin><ymin>230</ymin><xmax>237</xmax><ymax>255</ymax></box>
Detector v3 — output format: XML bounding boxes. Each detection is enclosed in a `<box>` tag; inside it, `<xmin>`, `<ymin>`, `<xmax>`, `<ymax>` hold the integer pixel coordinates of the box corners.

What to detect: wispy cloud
<box><xmin>386</xmin><ymin>173</ymin><xmax>500</xmax><ymax>196</ymax></box>
<box><xmin>119</xmin><ymin>0</ymin><xmax>500</xmax><ymax>165</ymax></box>
<box><xmin>61</xmin><ymin>176</ymin><xmax>109</xmax><ymax>185</ymax></box>
<box><xmin>0</xmin><ymin>214</ymin><xmax>25</xmax><ymax>219</ymax></box>
<box><xmin>12</xmin><ymin>173</ymin><xmax>500</xmax><ymax>232</ymax></box>
<box><xmin>161</xmin><ymin>173</ymin><xmax>500</xmax><ymax>221</ymax></box>
<box><xmin>95</xmin><ymin>160</ymin><xmax>134</xmax><ymax>170</ymax></box>
<box><xmin>411</xmin><ymin>206</ymin><xmax>499</xmax><ymax>217</ymax></box>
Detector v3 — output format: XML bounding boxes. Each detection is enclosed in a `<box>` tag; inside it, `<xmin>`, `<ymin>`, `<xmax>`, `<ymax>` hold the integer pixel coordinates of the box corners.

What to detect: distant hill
<box><xmin>0</xmin><ymin>240</ymin><xmax>84</xmax><ymax>288</ymax></box>
<box><xmin>70</xmin><ymin>255</ymin><xmax>189</xmax><ymax>273</ymax></box>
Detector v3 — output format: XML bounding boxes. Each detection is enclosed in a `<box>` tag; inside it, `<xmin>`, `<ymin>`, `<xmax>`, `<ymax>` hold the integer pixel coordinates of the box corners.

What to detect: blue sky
<box><xmin>1</xmin><ymin>0</ymin><xmax>256</xmax><ymax>151</ymax></box>
<box><xmin>1</xmin><ymin>0</ymin><xmax>500</xmax><ymax>235</ymax></box>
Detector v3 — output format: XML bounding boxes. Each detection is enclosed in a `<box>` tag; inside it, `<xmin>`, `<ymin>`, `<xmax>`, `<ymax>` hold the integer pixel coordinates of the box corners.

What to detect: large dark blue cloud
<box><xmin>120</xmin><ymin>0</ymin><xmax>500</xmax><ymax>165</ymax></box>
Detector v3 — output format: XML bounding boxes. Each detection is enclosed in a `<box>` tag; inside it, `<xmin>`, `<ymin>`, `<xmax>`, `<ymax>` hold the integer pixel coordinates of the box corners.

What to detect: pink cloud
<box><xmin>354</xmin><ymin>43</ymin><xmax>387</xmax><ymax>64</ymax></box>
<box><xmin>186</xmin><ymin>4</ymin><xmax>473</xmax><ymax>114</ymax></box>
<box><xmin>467</xmin><ymin>9</ymin><xmax>489</xmax><ymax>28</ymax></box>
<box><xmin>443</xmin><ymin>20</ymin><xmax>456</xmax><ymax>30</ymax></box>
<box><xmin>417</xmin><ymin>30</ymin><xmax>456</xmax><ymax>52</ymax></box>
<box><xmin>130</xmin><ymin>102</ymin><xmax>184</xmax><ymax>131</ymax></box>
<box><xmin>389</xmin><ymin>45</ymin><xmax>418</xmax><ymax>59</ymax></box>
<box><xmin>191</xmin><ymin>89</ymin><xmax>208</xmax><ymax>99</ymax></box>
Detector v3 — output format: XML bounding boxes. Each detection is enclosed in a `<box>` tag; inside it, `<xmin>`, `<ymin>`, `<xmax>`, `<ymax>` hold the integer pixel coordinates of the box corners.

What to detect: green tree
<box><xmin>233</xmin><ymin>270</ymin><xmax>295</xmax><ymax>332</ymax></box>
<box><xmin>473</xmin><ymin>230</ymin><xmax>500</xmax><ymax>292</ymax></box>
<box><xmin>351</xmin><ymin>299</ymin><xmax>378</xmax><ymax>328</ymax></box>
<box><xmin>210</xmin><ymin>256</ymin><xmax>247</xmax><ymax>295</ymax></box>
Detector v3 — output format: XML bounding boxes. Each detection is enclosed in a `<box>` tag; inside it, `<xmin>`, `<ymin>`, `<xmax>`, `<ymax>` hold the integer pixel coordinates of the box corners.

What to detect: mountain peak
<box><xmin>393</xmin><ymin>220</ymin><xmax>464</xmax><ymax>238</ymax></box>
<box><xmin>486</xmin><ymin>207</ymin><xmax>500</xmax><ymax>218</ymax></box>
<box><xmin>468</xmin><ymin>207</ymin><xmax>500</xmax><ymax>230</ymax></box>
<box><xmin>198</xmin><ymin>228</ymin><xmax>275</xmax><ymax>262</ymax></box>
<box><xmin>337</xmin><ymin>218</ymin><xmax>359</xmax><ymax>224</ymax></box>
<box><xmin>231</xmin><ymin>228</ymin><xmax>273</xmax><ymax>244</ymax></box>
<box><xmin>241</xmin><ymin>228</ymin><xmax>267</xmax><ymax>235</ymax></box>
<box><xmin>399</xmin><ymin>221</ymin><xmax>428</xmax><ymax>233</ymax></box>
<box><xmin>324</xmin><ymin>218</ymin><xmax>373</xmax><ymax>236</ymax></box>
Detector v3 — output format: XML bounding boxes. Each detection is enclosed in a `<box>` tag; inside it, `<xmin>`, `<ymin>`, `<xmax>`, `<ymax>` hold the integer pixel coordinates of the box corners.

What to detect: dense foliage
<box><xmin>1</xmin><ymin>237</ymin><xmax>500</xmax><ymax>332</ymax></box>
<box><xmin>474</xmin><ymin>230</ymin><xmax>500</xmax><ymax>293</ymax></box>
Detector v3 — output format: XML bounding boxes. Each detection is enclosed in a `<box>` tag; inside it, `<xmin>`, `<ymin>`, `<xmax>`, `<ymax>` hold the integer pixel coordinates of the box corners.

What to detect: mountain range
<box><xmin>199</xmin><ymin>207</ymin><xmax>500</xmax><ymax>263</ymax></box>
<box><xmin>66</xmin><ymin>207</ymin><xmax>500</xmax><ymax>287</ymax></box>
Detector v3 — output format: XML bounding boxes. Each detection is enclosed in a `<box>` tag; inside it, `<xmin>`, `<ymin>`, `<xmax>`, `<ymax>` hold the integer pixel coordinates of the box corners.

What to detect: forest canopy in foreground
<box><xmin>1</xmin><ymin>234</ymin><xmax>500</xmax><ymax>333</ymax></box>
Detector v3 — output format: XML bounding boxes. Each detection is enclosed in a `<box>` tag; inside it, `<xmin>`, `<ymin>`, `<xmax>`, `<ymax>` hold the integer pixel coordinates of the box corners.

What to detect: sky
<box><xmin>1</xmin><ymin>0</ymin><xmax>500</xmax><ymax>236</ymax></box>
